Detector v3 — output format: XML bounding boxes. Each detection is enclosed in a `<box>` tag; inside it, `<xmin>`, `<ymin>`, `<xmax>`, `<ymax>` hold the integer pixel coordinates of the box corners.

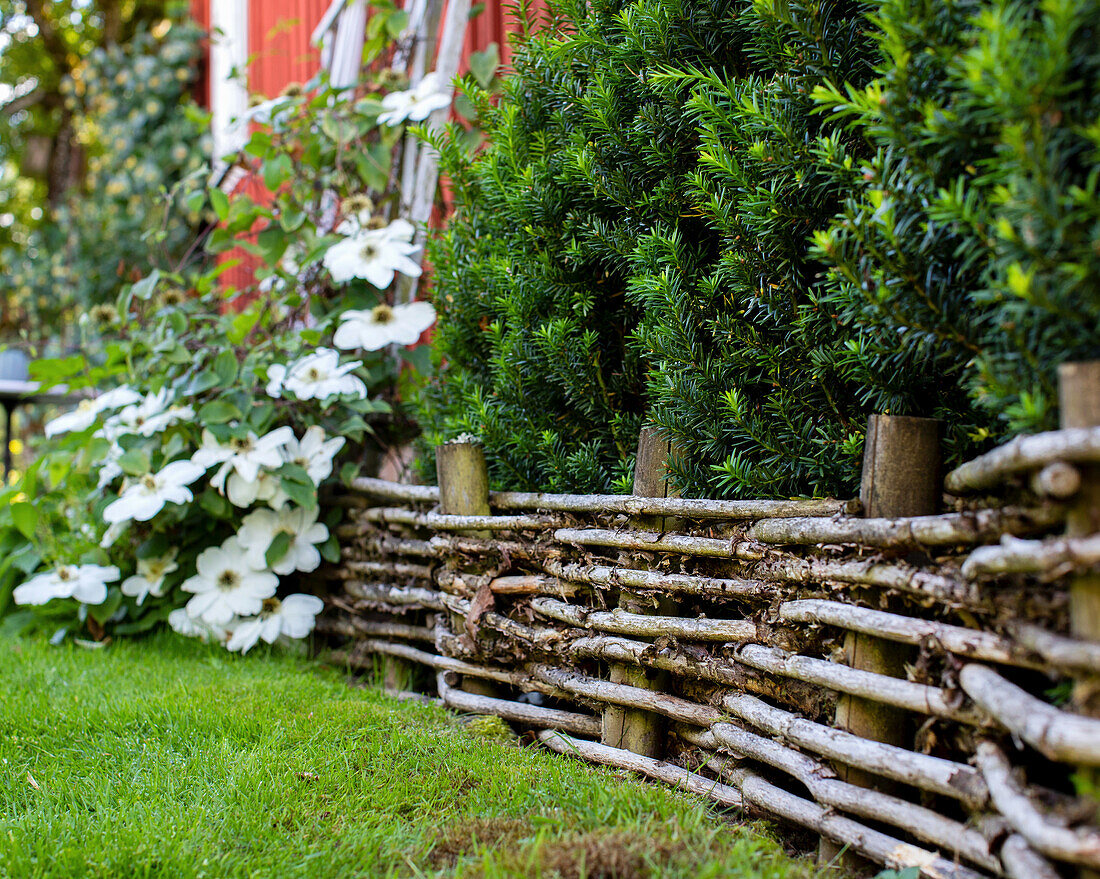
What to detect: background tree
<box><xmin>0</xmin><ymin>0</ymin><xmax>206</xmax><ymax>344</ymax></box>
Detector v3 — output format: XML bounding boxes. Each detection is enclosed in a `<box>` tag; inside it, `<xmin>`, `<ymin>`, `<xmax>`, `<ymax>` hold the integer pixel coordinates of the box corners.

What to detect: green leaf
<box><xmin>10</xmin><ymin>503</ymin><xmax>37</xmax><ymax>540</ymax></box>
<box><xmin>198</xmin><ymin>490</ymin><xmax>231</xmax><ymax>518</ymax></box>
<box><xmin>89</xmin><ymin>586</ymin><xmax>123</xmax><ymax>623</ymax></box>
<box><xmin>263</xmin><ymin>153</ymin><xmax>294</xmax><ymax>191</ymax></box>
<box><xmin>118</xmin><ymin>447</ymin><xmax>151</xmax><ymax>476</ymax></box>
<box><xmin>257</xmin><ymin>225</ymin><xmax>287</xmax><ymax>264</ymax></box>
<box><xmin>280</xmin><ymin>477</ymin><xmax>317</xmax><ymax>509</ymax></box>
<box><xmin>278</xmin><ymin>463</ymin><xmax>313</xmax><ymax>485</ymax></box>
<box><xmin>29</xmin><ymin>355</ymin><xmax>86</xmax><ymax>385</ymax></box>
<box><xmin>213</xmin><ymin>350</ymin><xmax>239</xmax><ymax>386</ymax></box>
<box><xmin>468</xmin><ymin>43</ymin><xmax>499</xmax><ymax>89</ymax></box>
<box><xmin>186</xmin><ymin>370</ymin><xmax>220</xmax><ymax>395</ymax></box>
<box><xmin>265</xmin><ymin>531</ymin><xmax>293</xmax><ymax>567</ymax></box>
<box><xmin>385</xmin><ymin>9</ymin><xmax>409</xmax><ymax>37</ymax></box>
<box><xmin>340</xmin><ymin>461</ymin><xmax>360</xmax><ymax>486</ymax></box>
<box><xmin>210</xmin><ymin>188</ymin><xmax>230</xmax><ymax>222</ymax></box>
<box><xmin>198</xmin><ymin>399</ymin><xmax>243</xmax><ymax>424</ymax></box>
<box><xmin>228</xmin><ymin>308</ymin><xmax>260</xmax><ymax>345</ymax></box>
<box><xmin>319</xmin><ymin>534</ymin><xmax>341</xmax><ymax>564</ymax></box>
<box><xmin>131</xmin><ymin>269</ymin><xmax>161</xmax><ymax>301</ymax></box>
<box><xmin>320</xmin><ymin>111</ymin><xmax>358</xmax><ymax>144</ymax></box>
<box><xmin>278</xmin><ymin>207</ymin><xmax>306</xmax><ymax>233</ymax></box>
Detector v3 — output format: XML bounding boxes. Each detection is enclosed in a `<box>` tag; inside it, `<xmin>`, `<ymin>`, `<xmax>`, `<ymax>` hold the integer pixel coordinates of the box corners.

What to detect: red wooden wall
<box><xmin>189</xmin><ymin>0</ymin><xmax>532</xmax><ymax>294</ymax></box>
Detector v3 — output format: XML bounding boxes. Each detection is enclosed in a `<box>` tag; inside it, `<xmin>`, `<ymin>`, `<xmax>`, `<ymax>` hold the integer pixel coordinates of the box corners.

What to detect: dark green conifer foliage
<box><xmin>627</xmin><ymin>0</ymin><xmax>875</xmax><ymax>498</ymax></box>
<box><xmin>420</xmin><ymin>0</ymin><xmax>753</xmax><ymax>492</ymax></box>
<box><xmin>814</xmin><ymin>0</ymin><xmax>1100</xmax><ymax>442</ymax></box>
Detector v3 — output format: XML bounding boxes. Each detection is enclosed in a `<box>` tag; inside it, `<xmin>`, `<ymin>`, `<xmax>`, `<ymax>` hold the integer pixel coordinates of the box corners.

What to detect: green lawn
<box><xmin>0</xmin><ymin>633</ymin><xmax>817</xmax><ymax>878</ymax></box>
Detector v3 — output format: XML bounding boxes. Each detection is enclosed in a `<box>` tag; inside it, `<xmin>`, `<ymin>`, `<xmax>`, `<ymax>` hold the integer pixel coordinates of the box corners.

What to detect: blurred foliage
<box><xmin>0</xmin><ymin>1</ymin><xmax>207</xmax><ymax>345</ymax></box>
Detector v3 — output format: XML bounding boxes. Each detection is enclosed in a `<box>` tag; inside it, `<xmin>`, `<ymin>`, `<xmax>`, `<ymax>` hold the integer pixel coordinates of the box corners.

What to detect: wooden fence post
<box><xmin>820</xmin><ymin>414</ymin><xmax>940</xmax><ymax>866</ymax></box>
<box><xmin>1059</xmin><ymin>361</ymin><xmax>1100</xmax><ymax>878</ymax></box>
<box><xmin>602</xmin><ymin>427</ymin><xmax>678</xmax><ymax>758</ymax></box>
<box><xmin>435</xmin><ymin>439</ymin><xmax>495</xmax><ymax>697</ymax></box>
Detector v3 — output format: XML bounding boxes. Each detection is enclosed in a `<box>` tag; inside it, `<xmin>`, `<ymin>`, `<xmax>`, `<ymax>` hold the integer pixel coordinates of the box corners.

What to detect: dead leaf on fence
<box><xmin>26</xmin><ymin>772</ymin><xmax>40</xmax><ymax>791</ymax></box>
<box><xmin>465</xmin><ymin>579</ymin><xmax>495</xmax><ymax>641</ymax></box>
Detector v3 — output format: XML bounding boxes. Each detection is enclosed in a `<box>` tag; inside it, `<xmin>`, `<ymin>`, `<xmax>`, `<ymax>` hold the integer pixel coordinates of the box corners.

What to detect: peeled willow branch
<box><xmin>544</xmin><ymin>560</ymin><xmax>774</xmax><ymax>600</ymax></box>
<box><xmin>440</xmin><ymin>594</ymin><xmax>564</xmax><ymax>649</ymax></box>
<box><xmin>749</xmin><ymin>506</ymin><xmax>1063</xmax><ymax>549</ymax></box>
<box><xmin>999</xmin><ymin>835</ymin><xmax>1063</xmax><ymax>879</ymax></box>
<box><xmin>1030</xmin><ymin>462</ymin><xmax>1082</xmax><ymax>499</ymax></box>
<box><xmin>350</xmin><ymin>477</ymin><xmax>439</xmax><ymax>503</ymax></box>
<box><xmin>695</xmin><ymin>749</ymin><xmax>988</xmax><ymax>879</ymax></box>
<box><xmin>711</xmin><ymin>691</ymin><xmax>989</xmax><ymax>807</ymax></box>
<box><xmin>343</xmin><ymin>580</ymin><xmax>444</xmax><ymax>610</ymax></box>
<box><xmin>429</xmin><ymin>534</ymin><xmax>564</xmax><ymax>560</ymax></box>
<box><xmin>752</xmin><ymin>556</ymin><xmax>981</xmax><ymax>608</ymax></box>
<box><xmin>348</xmin><ymin>477</ymin><xmax>855</xmax><ymax>520</ymax></box>
<box><xmin>1009</xmin><ymin>622</ymin><xmax>1100</xmax><ymax>675</ymax></box>
<box><xmin>333</xmin><ymin>530</ymin><xmax>438</xmax><ymax>558</ymax></box>
<box><xmin>780</xmin><ymin>599</ymin><xmax>1038</xmax><ymax>669</ymax></box>
<box><xmin>733</xmin><ymin>643</ymin><xmax>981</xmax><ymax>725</ymax></box>
<box><xmin>975</xmin><ymin>741</ymin><xmax>1100</xmax><ymax>867</ymax></box>
<box><xmin>343</xmin><ymin>559</ymin><xmax>436</xmax><ymax>581</ymax></box>
<box><xmin>945</xmin><ymin>426</ymin><xmax>1100</xmax><ymax>493</ymax></box>
<box><xmin>554</xmin><ymin>528</ymin><xmax>764</xmax><ymax>560</ymax></box>
<box><xmin>531</xmin><ymin>596</ymin><xmax>758</xmax><ymax>642</ymax></box>
<box><xmin>962</xmin><ymin>533</ymin><xmax>1100</xmax><ymax>579</ymax></box>
<box><xmin>339</xmin><ymin>639</ymin><xmax>572</xmax><ymax>700</ymax></box>
<box><xmin>537</xmin><ymin>730</ymin><xmax>744</xmax><ymax>808</ymax></box>
<box><xmin>435</xmin><ymin>673</ymin><xmax>601</xmax><ymax>736</ymax></box>
<box><xmin>677</xmin><ymin>725</ymin><xmax>998</xmax><ymax>872</ymax></box>
<box><xmin>532</xmin><ymin>665</ymin><xmax>723</xmax><ymax>728</ymax></box>
<box><xmin>437</xmin><ymin>569</ymin><xmax>577</xmax><ymax>597</ymax></box>
<box><xmin>317</xmin><ymin>616</ymin><xmax>435</xmax><ymax>643</ymax></box>
<box><xmin>531</xmin><ymin>664</ymin><xmax>987</xmax><ymax>807</ymax></box>
<box><xmin>959</xmin><ymin>665</ymin><xmax>1100</xmax><ymax>765</ymax></box>
<box><xmin>357</xmin><ymin>507</ymin><xmax>556</xmax><ymax>531</ymax></box>
<box><xmin>494</xmin><ymin>491</ymin><xmax>856</xmax><ymax>520</ymax></box>
<box><xmin>568</xmin><ymin>635</ymin><xmax>824</xmax><ymax>711</ymax></box>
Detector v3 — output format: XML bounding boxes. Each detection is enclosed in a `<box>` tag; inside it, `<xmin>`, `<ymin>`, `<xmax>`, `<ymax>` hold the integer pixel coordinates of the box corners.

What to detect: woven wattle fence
<box><xmin>318</xmin><ymin>364</ymin><xmax>1100</xmax><ymax>879</ymax></box>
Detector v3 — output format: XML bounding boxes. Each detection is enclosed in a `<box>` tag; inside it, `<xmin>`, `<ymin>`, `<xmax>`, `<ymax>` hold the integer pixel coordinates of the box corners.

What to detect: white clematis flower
<box><xmin>168</xmin><ymin>607</ymin><xmax>228</xmax><ymax>643</ymax></box>
<box><xmin>241</xmin><ymin>95</ymin><xmax>293</xmax><ymax>127</ymax></box>
<box><xmin>14</xmin><ymin>564</ymin><xmax>120</xmax><ymax>606</ymax></box>
<box><xmin>103</xmin><ymin>459</ymin><xmax>205</xmax><ymax>524</ymax></box>
<box><xmin>98</xmin><ymin>388</ymin><xmax>191</xmax><ymax>440</ymax></box>
<box><xmin>323</xmin><ymin>220</ymin><xmax>423</xmax><ymax>289</ymax></box>
<box><xmin>93</xmin><ymin>384</ymin><xmax>143</xmax><ymax>412</ymax></box>
<box><xmin>333</xmin><ymin>301</ymin><xmax>435</xmax><ymax>351</ymax></box>
<box><xmin>281</xmin><ymin>426</ymin><xmax>344</xmax><ymax>484</ymax></box>
<box><xmin>237</xmin><ymin>506</ymin><xmax>329</xmax><ymax>575</ymax></box>
<box><xmin>266</xmin><ymin>349</ymin><xmax>366</xmax><ymax>401</ymax></box>
<box><xmin>226</xmin><ymin>594</ymin><xmax>324</xmax><ymax>654</ymax></box>
<box><xmin>99</xmin><ymin>521</ymin><xmax>127</xmax><ymax>549</ymax></box>
<box><xmin>181</xmin><ymin>536</ymin><xmax>279</xmax><ymax>626</ymax></box>
<box><xmin>193</xmin><ymin>425</ymin><xmax>294</xmax><ymax>486</ymax></box>
<box><xmin>45</xmin><ymin>399</ymin><xmax>100</xmax><ymax>437</ymax></box>
<box><xmin>121</xmin><ymin>551</ymin><xmax>179</xmax><ymax>605</ymax></box>
<box><xmin>377</xmin><ymin>72</ymin><xmax>451</xmax><ymax>126</ymax></box>
<box><xmin>44</xmin><ymin>384</ymin><xmax>141</xmax><ymax>437</ymax></box>
<box><xmin>226</xmin><ymin>469</ymin><xmax>290</xmax><ymax>510</ymax></box>
<box><xmin>97</xmin><ymin>443</ymin><xmax>124</xmax><ymax>489</ymax></box>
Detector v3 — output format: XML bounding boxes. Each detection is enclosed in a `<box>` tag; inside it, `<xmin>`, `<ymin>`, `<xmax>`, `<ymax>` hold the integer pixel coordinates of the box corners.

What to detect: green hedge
<box><xmin>420</xmin><ymin>0</ymin><xmax>1100</xmax><ymax>497</ymax></box>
